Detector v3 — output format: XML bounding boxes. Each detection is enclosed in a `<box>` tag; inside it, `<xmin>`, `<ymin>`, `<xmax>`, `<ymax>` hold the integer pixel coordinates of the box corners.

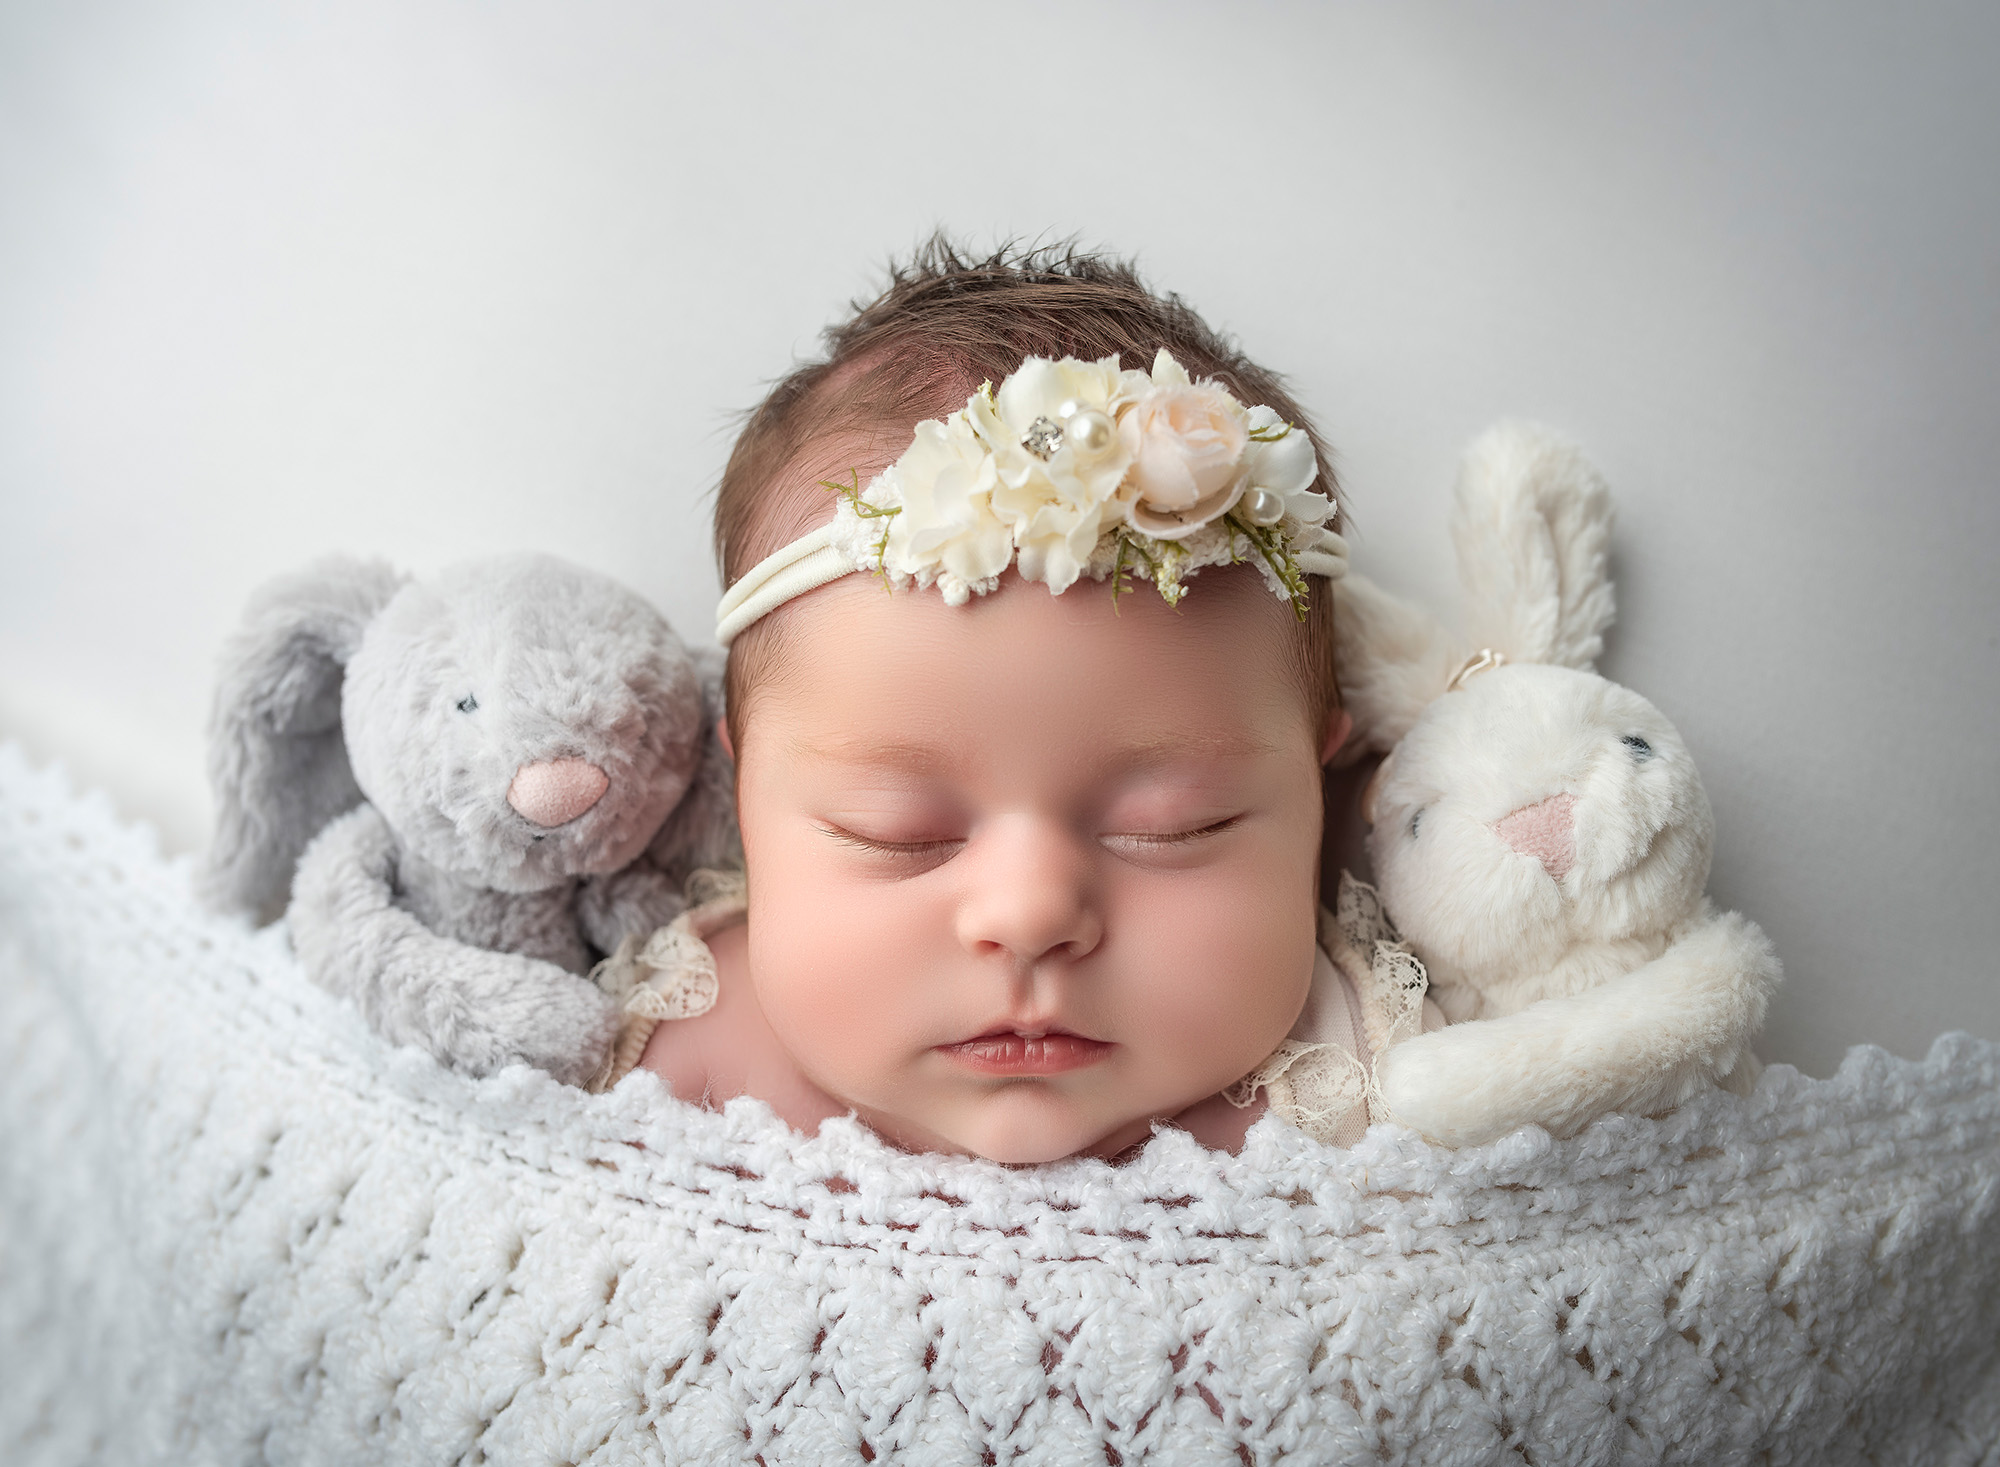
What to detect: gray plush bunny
<box><xmin>201</xmin><ymin>552</ymin><xmax>739</xmax><ymax>1086</ymax></box>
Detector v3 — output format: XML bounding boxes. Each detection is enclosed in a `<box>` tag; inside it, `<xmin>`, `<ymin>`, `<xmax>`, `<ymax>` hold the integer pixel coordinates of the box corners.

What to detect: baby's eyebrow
<box><xmin>791</xmin><ymin>736</ymin><xmax>961</xmax><ymax>773</ymax></box>
<box><xmin>1105</xmin><ymin>731</ymin><xmax>1280</xmax><ymax>767</ymax></box>
<box><xmin>792</xmin><ymin>730</ymin><xmax>1278</xmax><ymax>774</ymax></box>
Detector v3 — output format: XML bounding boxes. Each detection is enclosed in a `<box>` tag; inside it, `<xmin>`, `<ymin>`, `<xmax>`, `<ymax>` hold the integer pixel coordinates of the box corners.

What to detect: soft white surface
<box><xmin>2</xmin><ymin>3</ymin><xmax>1996</xmax><ymax>1079</ymax></box>
<box><xmin>6</xmin><ymin>744</ymin><xmax>2000</xmax><ymax>1465</ymax></box>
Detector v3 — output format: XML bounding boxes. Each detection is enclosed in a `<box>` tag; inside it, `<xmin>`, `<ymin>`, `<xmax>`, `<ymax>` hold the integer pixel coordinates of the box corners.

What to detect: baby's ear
<box><xmin>1451</xmin><ymin>421</ymin><xmax>1616</xmax><ymax>670</ymax></box>
<box><xmin>645</xmin><ymin>645</ymin><xmax>742</xmax><ymax>882</ymax></box>
<box><xmin>1330</xmin><ymin>572</ymin><xmax>1462</xmax><ymax>765</ymax></box>
<box><xmin>199</xmin><ymin>556</ymin><xmax>406</xmax><ymax>922</ymax></box>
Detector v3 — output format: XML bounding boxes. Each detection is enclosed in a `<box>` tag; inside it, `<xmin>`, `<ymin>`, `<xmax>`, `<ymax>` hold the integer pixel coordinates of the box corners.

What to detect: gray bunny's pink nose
<box><xmin>507</xmin><ymin>758</ymin><xmax>609</xmax><ymax>827</ymax></box>
<box><xmin>1495</xmin><ymin>792</ymin><xmax>1576</xmax><ymax>880</ymax></box>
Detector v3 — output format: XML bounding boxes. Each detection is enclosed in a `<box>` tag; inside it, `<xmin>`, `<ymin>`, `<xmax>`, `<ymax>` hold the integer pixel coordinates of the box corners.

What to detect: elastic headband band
<box><xmin>714</xmin><ymin>525</ymin><xmax>852</xmax><ymax>648</ymax></box>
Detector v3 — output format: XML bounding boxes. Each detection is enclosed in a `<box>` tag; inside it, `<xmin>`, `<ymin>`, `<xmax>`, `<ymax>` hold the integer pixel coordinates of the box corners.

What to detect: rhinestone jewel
<box><xmin>1020</xmin><ymin>416</ymin><xmax>1064</xmax><ymax>461</ymax></box>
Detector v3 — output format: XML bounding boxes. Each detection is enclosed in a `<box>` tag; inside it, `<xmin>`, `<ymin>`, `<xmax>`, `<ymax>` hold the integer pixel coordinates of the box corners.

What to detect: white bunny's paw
<box><xmin>1376</xmin><ymin>1025</ymin><xmax>1542</xmax><ymax>1149</ymax></box>
<box><xmin>1377</xmin><ymin>1032</ymin><xmax>1467</xmax><ymax>1145</ymax></box>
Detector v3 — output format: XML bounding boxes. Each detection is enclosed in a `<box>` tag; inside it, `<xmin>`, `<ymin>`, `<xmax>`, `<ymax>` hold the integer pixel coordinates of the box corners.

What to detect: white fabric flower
<box><xmin>877</xmin><ymin>414</ymin><xmax>1011</xmax><ymax>604</ymax></box>
<box><xmin>977</xmin><ymin>355</ymin><xmax>1139</xmax><ymax>489</ymax></box>
<box><xmin>966</xmin><ymin>355</ymin><xmax>1146</xmax><ymax>594</ymax></box>
<box><xmin>1241</xmin><ymin>405</ymin><xmax>1319</xmax><ymax>504</ymax></box>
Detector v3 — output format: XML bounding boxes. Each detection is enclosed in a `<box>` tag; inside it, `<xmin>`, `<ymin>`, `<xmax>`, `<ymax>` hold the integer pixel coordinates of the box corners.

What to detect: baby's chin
<box><xmin>855</xmin><ymin>1091</ymin><xmax>1175</xmax><ymax>1167</ymax></box>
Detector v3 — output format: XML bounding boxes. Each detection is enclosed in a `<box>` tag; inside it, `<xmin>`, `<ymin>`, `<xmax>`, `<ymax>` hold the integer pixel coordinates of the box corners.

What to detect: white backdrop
<box><xmin>3</xmin><ymin>1</ymin><xmax>1994</xmax><ymax>1078</ymax></box>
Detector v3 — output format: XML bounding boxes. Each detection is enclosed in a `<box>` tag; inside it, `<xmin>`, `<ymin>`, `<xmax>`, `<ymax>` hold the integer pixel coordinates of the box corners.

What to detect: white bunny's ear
<box><xmin>1331</xmin><ymin>572</ymin><xmax>1462</xmax><ymax>765</ymax></box>
<box><xmin>1451</xmin><ymin>422</ymin><xmax>1615</xmax><ymax>669</ymax></box>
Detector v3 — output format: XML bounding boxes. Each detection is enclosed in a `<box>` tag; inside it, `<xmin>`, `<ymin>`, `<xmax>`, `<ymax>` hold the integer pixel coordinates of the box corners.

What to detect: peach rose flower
<box><xmin>1120</xmin><ymin>382</ymin><xmax>1251</xmax><ymax>538</ymax></box>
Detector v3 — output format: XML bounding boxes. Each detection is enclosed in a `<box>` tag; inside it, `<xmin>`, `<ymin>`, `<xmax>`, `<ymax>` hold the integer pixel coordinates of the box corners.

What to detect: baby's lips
<box><xmin>936</xmin><ymin>1032</ymin><xmax>1113</xmax><ymax>1076</ymax></box>
<box><xmin>508</xmin><ymin>758</ymin><xmax>610</xmax><ymax>827</ymax></box>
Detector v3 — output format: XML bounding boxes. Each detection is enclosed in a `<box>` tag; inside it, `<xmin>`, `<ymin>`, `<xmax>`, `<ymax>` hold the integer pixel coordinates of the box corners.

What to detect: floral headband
<box><xmin>715</xmin><ymin>349</ymin><xmax>1349</xmax><ymax>646</ymax></box>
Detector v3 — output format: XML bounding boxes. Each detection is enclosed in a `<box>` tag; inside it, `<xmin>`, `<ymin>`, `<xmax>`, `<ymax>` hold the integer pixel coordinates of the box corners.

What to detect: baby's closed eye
<box><xmin>812</xmin><ymin>809</ymin><xmax>1247</xmax><ymax>877</ymax></box>
<box><xmin>1099</xmin><ymin>814</ymin><xmax>1244</xmax><ymax>859</ymax></box>
<box><xmin>815</xmin><ymin>821</ymin><xmax>966</xmax><ymax>875</ymax></box>
<box><xmin>1096</xmin><ymin>776</ymin><xmax>1254</xmax><ymax>864</ymax></box>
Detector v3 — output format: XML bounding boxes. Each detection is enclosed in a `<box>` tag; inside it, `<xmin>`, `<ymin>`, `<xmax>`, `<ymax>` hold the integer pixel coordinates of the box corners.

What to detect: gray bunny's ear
<box><xmin>1330</xmin><ymin>572</ymin><xmax>1462</xmax><ymax>765</ymax></box>
<box><xmin>1451</xmin><ymin>422</ymin><xmax>1616</xmax><ymax>669</ymax></box>
<box><xmin>645</xmin><ymin>645</ymin><xmax>742</xmax><ymax>883</ymax></box>
<box><xmin>199</xmin><ymin>556</ymin><xmax>407</xmax><ymax>921</ymax></box>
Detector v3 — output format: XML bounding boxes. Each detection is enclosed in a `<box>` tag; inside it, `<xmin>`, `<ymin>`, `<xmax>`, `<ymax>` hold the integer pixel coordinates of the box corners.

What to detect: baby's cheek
<box><xmin>1113</xmin><ymin>873</ymin><xmax>1317</xmax><ymax>1080</ymax></box>
<box><xmin>745</xmin><ymin>881</ymin><xmax>936</xmax><ymax>1100</ymax></box>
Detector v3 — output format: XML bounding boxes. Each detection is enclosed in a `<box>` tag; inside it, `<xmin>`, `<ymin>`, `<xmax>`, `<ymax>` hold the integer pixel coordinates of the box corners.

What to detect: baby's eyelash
<box><xmin>817</xmin><ymin>824</ymin><xmax>964</xmax><ymax>862</ymax></box>
<box><xmin>1108</xmin><ymin>816</ymin><xmax>1243</xmax><ymax>847</ymax></box>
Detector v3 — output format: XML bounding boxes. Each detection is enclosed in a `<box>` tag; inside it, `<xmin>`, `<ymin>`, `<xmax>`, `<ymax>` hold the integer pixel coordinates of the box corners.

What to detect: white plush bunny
<box><xmin>1338</xmin><ymin>423</ymin><xmax>1781</xmax><ymax>1147</ymax></box>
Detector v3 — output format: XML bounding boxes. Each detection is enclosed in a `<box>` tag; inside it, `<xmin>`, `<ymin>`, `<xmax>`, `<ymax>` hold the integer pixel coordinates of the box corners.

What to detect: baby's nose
<box><xmin>1495</xmin><ymin>792</ymin><xmax>1576</xmax><ymax>880</ymax></box>
<box><xmin>507</xmin><ymin>758</ymin><xmax>610</xmax><ymax>827</ymax></box>
<box><xmin>954</xmin><ymin>817</ymin><xmax>1103</xmax><ymax>969</ymax></box>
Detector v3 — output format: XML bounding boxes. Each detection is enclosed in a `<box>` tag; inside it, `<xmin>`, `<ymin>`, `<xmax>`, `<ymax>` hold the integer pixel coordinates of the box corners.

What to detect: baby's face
<box><xmin>733</xmin><ymin>568</ymin><xmax>1330</xmax><ymax>1164</ymax></box>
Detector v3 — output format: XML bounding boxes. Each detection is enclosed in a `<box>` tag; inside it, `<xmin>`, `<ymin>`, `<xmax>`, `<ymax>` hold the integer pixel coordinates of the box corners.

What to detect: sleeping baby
<box><xmin>596</xmin><ymin>244</ymin><xmax>1443</xmax><ymax>1164</ymax></box>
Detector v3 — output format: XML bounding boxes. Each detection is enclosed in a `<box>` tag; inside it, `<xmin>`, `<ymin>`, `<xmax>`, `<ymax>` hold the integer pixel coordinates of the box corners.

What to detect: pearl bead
<box><xmin>1056</xmin><ymin>399</ymin><xmax>1082</xmax><ymax>421</ymax></box>
<box><xmin>1242</xmin><ymin>487</ymin><xmax>1286</xmax><ymax>526</ymax></box>
<box><xmin>1065</xmin><ymin>408</ymin><xmax>1116</xmax><ymax>456</ymax></box>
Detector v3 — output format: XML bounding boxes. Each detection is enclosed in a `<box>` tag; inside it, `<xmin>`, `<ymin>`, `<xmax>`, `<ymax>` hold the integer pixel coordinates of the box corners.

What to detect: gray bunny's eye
<box><xmin>1621</xmin><ymin>735</ymin><xmax>1654</xmax><ymax>761</ymax></box>
<box><xmin>456</xmin><ymin>694</ymin><xmax>479</xmax><ymax>714</ymax></box>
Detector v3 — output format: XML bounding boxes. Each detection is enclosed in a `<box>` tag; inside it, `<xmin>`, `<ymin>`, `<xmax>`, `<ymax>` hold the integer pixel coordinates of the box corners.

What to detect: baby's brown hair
<box><xmin>714</xmin><ymin>238</ymin><xmax>1343</xmax><ymax>749</ymax></box>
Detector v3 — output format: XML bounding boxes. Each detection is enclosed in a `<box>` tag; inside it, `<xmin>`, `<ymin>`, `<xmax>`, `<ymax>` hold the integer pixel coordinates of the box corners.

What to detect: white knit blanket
<box><xmin>3</xmin><ymin>746</ymin><xmax>1999</xmax><ymax>1466</ymax></box>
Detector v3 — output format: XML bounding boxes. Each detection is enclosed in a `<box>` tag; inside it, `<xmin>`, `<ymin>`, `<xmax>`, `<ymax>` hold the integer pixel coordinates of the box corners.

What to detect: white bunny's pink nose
<box><xmin>507</xmin><ymin>758</ymin><xmax>609</xmax><ymax>827</ymax></box>
<box><xmin>1495</xmin><ymin>792</ymin><xmax>1576</xmax><ymax>880</ymax></box>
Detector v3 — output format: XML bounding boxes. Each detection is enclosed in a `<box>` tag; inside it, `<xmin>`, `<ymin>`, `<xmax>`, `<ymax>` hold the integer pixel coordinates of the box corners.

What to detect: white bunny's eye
<box><xmin>1408</xmin><ymin>806</ymin><xmax>1427</xmax><ymax>838</ymax></box>
<box><xmin>1621</xmin><ymin>735</ymin><xmax>1654</xmax><ymax>761</ymax></box>
<box><xmin>456</xmin><ymin>694</ymin><xmax>479</xmax><ymax>714</ymax></box>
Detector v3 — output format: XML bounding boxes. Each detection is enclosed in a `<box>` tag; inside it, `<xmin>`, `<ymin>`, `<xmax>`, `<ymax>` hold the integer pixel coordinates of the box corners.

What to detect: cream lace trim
<box><xmin>586</xmin><ymin>868</ymin><xmax>747</xmax><ymax>1093</ymax></box>
<box><xmin>1224</xmin><ymin>872</ymin><xmax>1431</xmax><ymax>1141</ymax></box>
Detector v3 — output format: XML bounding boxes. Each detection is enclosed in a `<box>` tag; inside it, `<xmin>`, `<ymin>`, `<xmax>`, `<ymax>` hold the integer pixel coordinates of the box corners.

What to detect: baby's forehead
<box><xmin>737</xmin><ymin>365</ymin><xmax>981</xmax><ymax>577</ymax></box>
<box><xmin>750</xmin><ymin>566</ymin><xmax>1315</xmax><ymax>754</ymax></box>
<box><xmin>734</xmin><ymin>426</ymin><xmax>904</xmax><ymax>577</ymax></box>
<box><xmin>795</xmin><ymin>721</ymin><xmax>1284</xmax><ymax>774</ymax></box>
